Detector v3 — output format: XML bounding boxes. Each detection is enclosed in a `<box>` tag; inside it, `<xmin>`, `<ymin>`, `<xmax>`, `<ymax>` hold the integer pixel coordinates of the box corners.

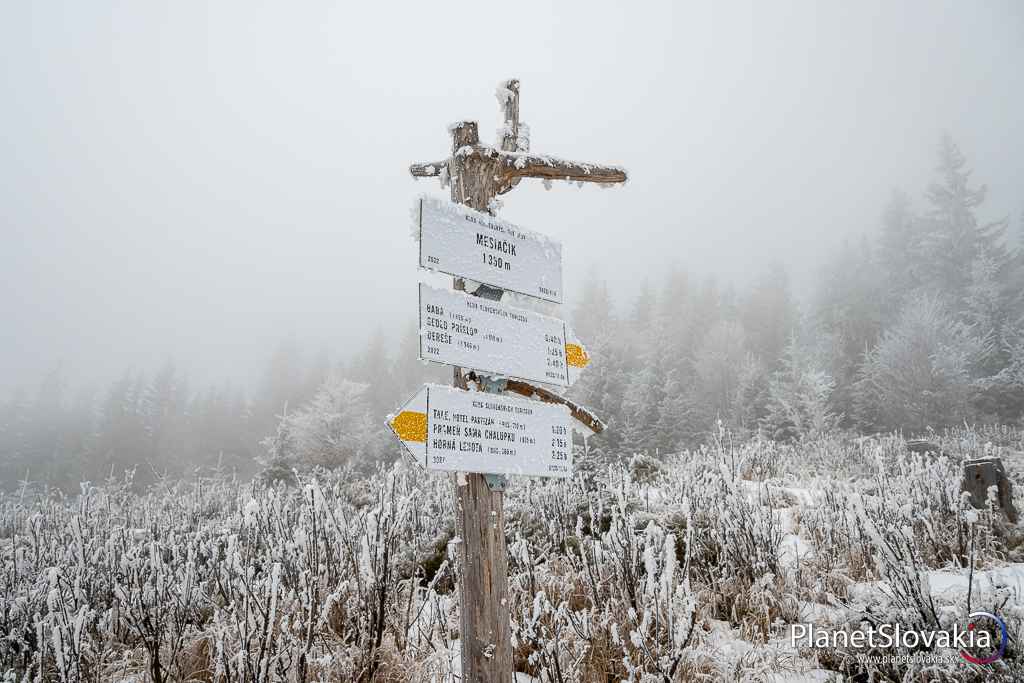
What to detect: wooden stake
<box><xmin>447</xmin><ymin>117</ymin><xmax>513</xmax><ymax>682</ymax></box>
<box><xmin>409</xmin><ymin>79</ymin><xmax>626</xmax><ymax>682</ymax></box>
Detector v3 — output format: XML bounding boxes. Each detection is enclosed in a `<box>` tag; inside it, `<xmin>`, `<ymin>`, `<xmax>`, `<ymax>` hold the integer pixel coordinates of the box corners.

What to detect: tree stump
<box><xmin>962</xmin><ymin>457</ymin><xmax>1018</xmax><ymax>523</ymax></box>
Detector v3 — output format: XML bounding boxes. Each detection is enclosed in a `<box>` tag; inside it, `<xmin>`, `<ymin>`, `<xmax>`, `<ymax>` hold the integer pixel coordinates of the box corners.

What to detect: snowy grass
<box><xmin>2</xmin><ymin>429</ymin><xmax>1023</xmax><ymax>681</ymax></box>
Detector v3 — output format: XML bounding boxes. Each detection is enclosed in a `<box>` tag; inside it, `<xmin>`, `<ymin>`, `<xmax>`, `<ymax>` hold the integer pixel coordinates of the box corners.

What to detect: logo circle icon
<box><xmin>959</xmin><ymin>611</ymin><xmax>1007</xmax><ymax>665</ymax></box>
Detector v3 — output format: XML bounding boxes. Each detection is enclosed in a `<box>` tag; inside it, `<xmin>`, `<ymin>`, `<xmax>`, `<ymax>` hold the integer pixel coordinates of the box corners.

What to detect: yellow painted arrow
<box><xmin>565</xmin><ymin>343</ymin><xmax>589</xmax><ymax>368</ymax></box>
<box><xmin>390</xmin><ymin>410</ymin><xmax>427</xmax><ymax>442</ymax></box>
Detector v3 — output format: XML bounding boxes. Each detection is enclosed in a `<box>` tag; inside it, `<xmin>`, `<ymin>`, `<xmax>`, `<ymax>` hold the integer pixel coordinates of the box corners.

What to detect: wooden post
<box><xmin>410</xmin><ymin>79</ymin><xmax>626</xmax><ymax>682</ymax></box>
<box><xmin>447</xmin><ymin>118</ymin><xmax>514</xmax><ymax>681</ymax></box>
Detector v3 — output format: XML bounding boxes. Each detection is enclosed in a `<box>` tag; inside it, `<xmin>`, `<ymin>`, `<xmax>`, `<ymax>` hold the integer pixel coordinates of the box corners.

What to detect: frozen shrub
<box><xmin>2</xmin><ymin>425</ymin><xmax>1023</xmax><ymax>681</ymax></box>
<box><xmin>508</xmin><ymin>494</ymin><xmax>698</xmax><ymax>682</ymax></box>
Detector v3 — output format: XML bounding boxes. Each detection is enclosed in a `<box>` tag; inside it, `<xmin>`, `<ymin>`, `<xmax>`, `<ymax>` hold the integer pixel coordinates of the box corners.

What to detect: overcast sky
<box><xmin>2</xmin><ymin>1</ymin><xmax>1021</xmax><ymax>395</ymax></box>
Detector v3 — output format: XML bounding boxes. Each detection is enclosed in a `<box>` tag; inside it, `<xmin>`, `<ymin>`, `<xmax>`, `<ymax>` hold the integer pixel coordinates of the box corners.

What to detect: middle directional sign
<box><xmin>419</xmin><ymin>283</ymin><xmax>589</xmax><ymax>387</ymax></box>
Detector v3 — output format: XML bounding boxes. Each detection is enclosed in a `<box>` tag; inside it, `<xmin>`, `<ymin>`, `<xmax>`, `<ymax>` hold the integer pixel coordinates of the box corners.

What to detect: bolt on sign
<box><xmin>418</xmin><ymin>196</ymin><xmax>563</xmax><ymax>303</ymax></box>
<box><xmin>418</xmin><ymin>283</ymin><xmax>588</xmax><ymax>388</ymax></box>
<box><xmin>388</xmin><ymin>384</ymin><xmax>572</xmax><ymax>478</ymax></box>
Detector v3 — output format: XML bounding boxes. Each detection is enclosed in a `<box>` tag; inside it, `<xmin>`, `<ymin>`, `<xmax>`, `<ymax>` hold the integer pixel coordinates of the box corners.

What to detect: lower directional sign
<box><xmin>388</xmin><ymin>384</ymin><xmax>573</xmax><ymax>478</ymax></box>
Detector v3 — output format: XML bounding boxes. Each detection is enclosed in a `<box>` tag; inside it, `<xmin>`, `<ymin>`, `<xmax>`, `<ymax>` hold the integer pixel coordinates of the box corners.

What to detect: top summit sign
<box><xmin>417</xmin><ymin>196</ymin><xmax>564</xmax><ymax>303</ymax></box>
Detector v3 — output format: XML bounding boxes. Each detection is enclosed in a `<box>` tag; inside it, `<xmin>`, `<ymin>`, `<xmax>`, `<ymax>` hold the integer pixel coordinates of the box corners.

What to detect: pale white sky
<box><xmin>2</xmin><ymin>1</ymin><xmax>1021</xmax><ymax>393</ymax></box>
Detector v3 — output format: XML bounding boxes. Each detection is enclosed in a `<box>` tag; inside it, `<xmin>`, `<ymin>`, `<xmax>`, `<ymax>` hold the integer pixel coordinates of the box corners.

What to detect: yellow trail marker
<box><xmin>390</xmin><ymin>410</ymin><xmax>427</xmax><ymax>443</ymax></box>
<box><xmin>565</xmin><ymin>343</ymin><xmax>589</xmax><ymax>368</ymax></box>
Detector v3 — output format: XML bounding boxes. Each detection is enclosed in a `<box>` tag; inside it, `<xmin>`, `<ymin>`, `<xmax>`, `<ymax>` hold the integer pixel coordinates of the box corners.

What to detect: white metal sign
<box><xmin>388</xmin><ymin>384</ymin><xmax>572</xmax><ymax>478</ymax></box>
<box><xmin>418</xmin><ymin>196</ymin><xmax>564</xmax><ymax>303</ymax></box>
<box><xmin>419</xmin><ymin>283</ymin><xmax>588</xmax><ymax>388</ymax></box>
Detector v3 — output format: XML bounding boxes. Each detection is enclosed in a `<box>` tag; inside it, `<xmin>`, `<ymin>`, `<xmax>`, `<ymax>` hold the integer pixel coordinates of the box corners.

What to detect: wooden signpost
<box><xmin>398</xmin><ymin>79</ymin><xmax>626</xmax><ymax>681</ymax></box>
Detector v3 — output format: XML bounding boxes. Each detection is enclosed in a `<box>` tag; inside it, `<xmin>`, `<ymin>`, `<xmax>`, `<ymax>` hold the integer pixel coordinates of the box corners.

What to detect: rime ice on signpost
<box><xmin>392</xmin><ymin>79</ymin><xmax>626</xmax><ymax>681</ymax></box>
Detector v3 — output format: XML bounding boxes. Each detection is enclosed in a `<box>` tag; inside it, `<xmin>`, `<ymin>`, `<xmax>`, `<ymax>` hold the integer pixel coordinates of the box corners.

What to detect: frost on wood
<box><xmin>500</xmin><ymin>152</ymin><xmax>627</xmax><ymax>184</ymax></box>
<box><xmin>494</xmin><ymin>80</ymin><xmax>516</xmax><ymax>107</ymax></box>
<box><xmin>409</xmin><ymin>78</ymin><xmax>627</xmax><ymax>198</ymax></box>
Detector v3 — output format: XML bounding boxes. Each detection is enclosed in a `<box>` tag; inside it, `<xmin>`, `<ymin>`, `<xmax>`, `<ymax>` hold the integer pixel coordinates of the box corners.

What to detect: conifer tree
<box><xmin>693</xmin><ymin>319</ymin><xmax>747</xmax><ymax>429</ymax></box>
<box><xmin>731</xmin><ymin>354</ymin><xmax>770</xmax><ymax>437</ymax></box>
<box><xmin>258</xmin><ymin>403</ymin><xmax>297</xmax><ymax>483</ymax></box>
<box><xmin>656</xmin><ymin>268</ymin><xmax>692</xmax><ymax>377</ymax></box>
<box><xmin>921</xmin><ymin>135</ymin><xmax>1009</xmax><ymax>304</ymax></box>
<box><xmin>348</xmin><ymin>327</ymin><xmax>396</xmax><ymax>418</ymax></box>
<box><xmin>813</xmin><ymin>238</ymin><xmax>884</xmax><ymax>420</ymax></box>
<box><xmin>855</xmin><ymin>293</ymin><xmax>982</xmax><ymax>431</ymax></box>
<box><xmin>570</xmin><ymin>274</ymin><xmax>627</xmax><ymax>459</ymax></box>
<box><xmin>877</xmin><ymin>189</ymin><xmax>922</xmax><ymax>307</ymax></box>
<box><xmin>620</xmin><ymin>363</ymin><xmax>660</xmax><ymax>455</ymax></box>
<box><xmin>762</xmin><ymin>336</ymin><xmax>838</xmax><ymax>441</ymax></box>
<box><xmin>572</xmin><ymin>270</ymin><xmax>615</xmax><ymax>344</ymax></box>
<box><xmin>741</xmin><ymin>263</ymin><xmax>795</xmax><ymax>369</ymax></box>
<box><xmin>653</xmin><ymin>368</ymin><xmax>700</xmax><ymax>451</ymax></box>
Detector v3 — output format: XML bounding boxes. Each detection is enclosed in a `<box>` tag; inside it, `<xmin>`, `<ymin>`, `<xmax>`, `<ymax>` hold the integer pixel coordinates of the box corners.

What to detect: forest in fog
<box><xmin>2</xmin><ymin>135</ymin><xmax>1022</xmax><ymax>490</ymax></box>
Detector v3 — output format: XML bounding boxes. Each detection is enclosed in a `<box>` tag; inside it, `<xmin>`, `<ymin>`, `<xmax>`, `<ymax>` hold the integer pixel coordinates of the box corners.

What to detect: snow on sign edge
<box><xmin>416</xmin><ymin>195</ymin><xmax>564</xmax><ymax>304</ymax></box>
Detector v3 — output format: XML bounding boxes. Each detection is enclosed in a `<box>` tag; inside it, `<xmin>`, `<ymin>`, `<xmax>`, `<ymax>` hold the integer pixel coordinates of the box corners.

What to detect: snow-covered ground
<box><xmin>1</xmin><ymin>431</ymin><xmax>1022</xmax><ymax>681</ymax></box>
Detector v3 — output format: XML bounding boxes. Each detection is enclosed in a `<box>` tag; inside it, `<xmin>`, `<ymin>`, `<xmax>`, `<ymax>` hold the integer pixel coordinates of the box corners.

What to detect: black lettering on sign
<box><xmin>426</xmin><ymin>317</ymin><xmax>448</xmax><ymax>330</ymax></box>
<box><xmin>433</xmin><ymin>423</ymin><xmax>461</xmax><ymax>436</ymax></box>
<box><xmin>484</xmin><ymin>430</ymin><xmax>516</xmax><ymax>442</ymax></box>
<box><xmin>476</xmin><ymin>233</ymin><xmax>517</xmax><ymax>256</ymax></box>
<box><xmin>426</xmin><ymin>330</ymin><xmax>451</xmax><ymax>344</ymax></box>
